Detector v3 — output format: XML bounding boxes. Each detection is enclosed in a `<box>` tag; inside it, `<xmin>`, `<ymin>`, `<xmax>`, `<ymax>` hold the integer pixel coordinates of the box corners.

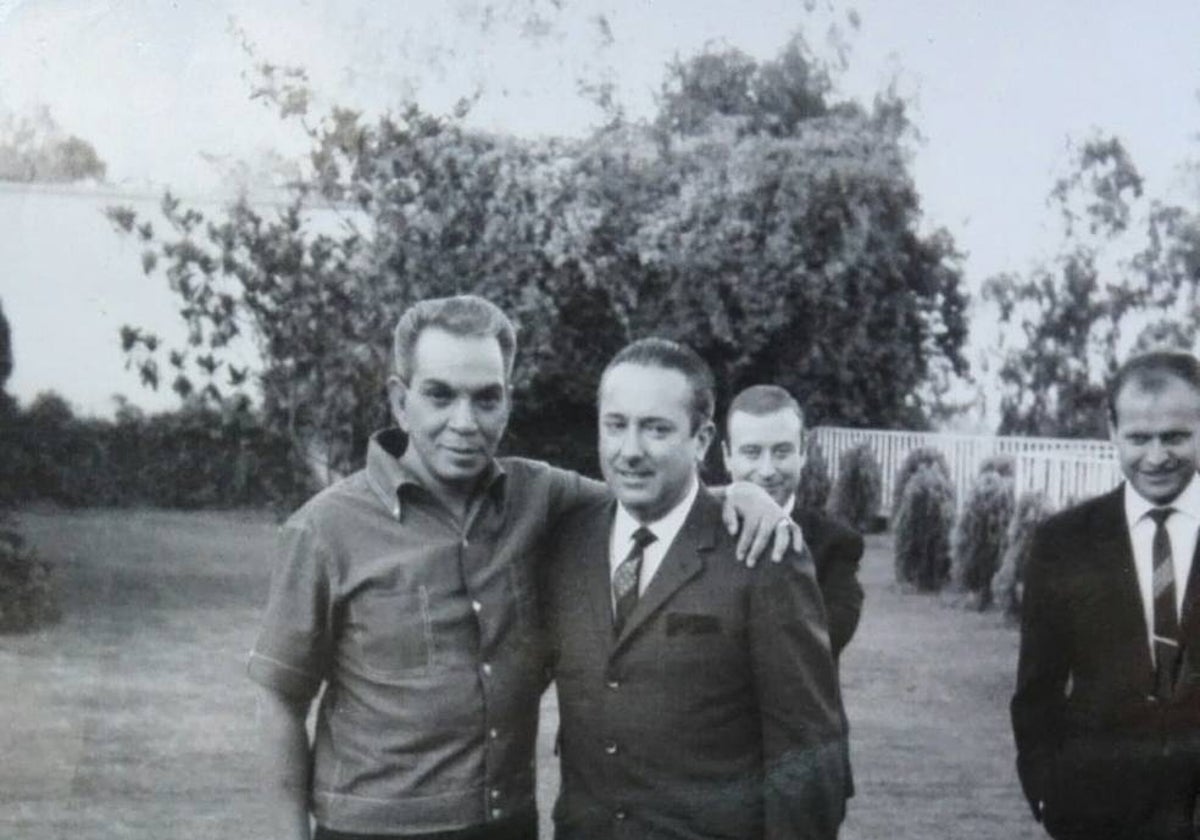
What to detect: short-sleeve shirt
<box><xmin>247</xmin><ymin>428</ymin><xmax>598</xmax><ymax>834</ymax></box>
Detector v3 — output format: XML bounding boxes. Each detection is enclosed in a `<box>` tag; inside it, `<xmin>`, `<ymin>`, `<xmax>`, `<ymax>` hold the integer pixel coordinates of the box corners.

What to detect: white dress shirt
<box><xmin>609</xmin><ymin>477</ymin><xmax>701</xmax><ymax>607</ymax></box>
<box><xmin>1124</xmin><ymin>473</ymin><xmax>1200</xmax><ymax>658</ymax></box>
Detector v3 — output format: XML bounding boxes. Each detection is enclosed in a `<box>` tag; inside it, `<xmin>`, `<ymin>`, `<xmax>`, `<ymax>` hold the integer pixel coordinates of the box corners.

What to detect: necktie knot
<box><xmin>1148</xmin><ymin>507</ymin><xmax>1175</xmax><ymax>528</ymax></box>
<box><xmin>631</xmin><ymin>526</ymin><xmax>657</xmax><ymax>551</ymax></box>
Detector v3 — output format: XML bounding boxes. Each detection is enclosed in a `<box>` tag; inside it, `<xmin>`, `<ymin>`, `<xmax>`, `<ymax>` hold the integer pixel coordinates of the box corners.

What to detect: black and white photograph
<box><xmin>2</xmin><ymin>2</ymin><xmax>1199</xmax><ymax>838</ymax></box>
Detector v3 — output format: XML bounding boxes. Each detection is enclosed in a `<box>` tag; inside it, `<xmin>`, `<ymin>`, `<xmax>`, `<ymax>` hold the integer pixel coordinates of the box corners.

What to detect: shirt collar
<box><xmin>613</xmin><ymin>475</ymin><xmax>701</xmax><ymax>552</ymax></box>
<box><xmin>1124</xmin><ymin>471</ymin><xmax>1200</xmax><ymax>526</ymax></box>
<box><xmin>365</xmin><ymin>428</ymin><xmax>507</xmax><ymax>519</ymax></box>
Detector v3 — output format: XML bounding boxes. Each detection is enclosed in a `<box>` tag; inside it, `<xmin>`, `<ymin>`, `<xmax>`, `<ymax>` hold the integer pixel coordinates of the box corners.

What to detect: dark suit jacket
<box><xmin>1011</xmin><ymin>486</ymin><xmax>1200</xmax><ymax>838</ymax></box>
<box><xmin>793</xmin><ymin>508</ymin><xmax>864</xmax><ymax>660</ymax></box>
<box><xmin>794</xmin><ymin>508</ymin><xmax>864</xmax><ymax>803</ymax></box>
<box><xmin>543</xmin><ymin>488</ymin><xmax>847</xmax><ymax>840</ymax></box>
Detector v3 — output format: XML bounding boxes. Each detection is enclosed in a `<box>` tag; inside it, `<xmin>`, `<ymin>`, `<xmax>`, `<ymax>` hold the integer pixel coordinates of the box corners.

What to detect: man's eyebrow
<box><xmin>417</xmin><ymin>378</ymin><xmax>455</xmax><ymax>390</ymax></box>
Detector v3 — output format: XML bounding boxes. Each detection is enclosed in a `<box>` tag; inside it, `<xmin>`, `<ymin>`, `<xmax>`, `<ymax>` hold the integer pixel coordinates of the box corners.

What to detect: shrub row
<box><xmin>889</xmin><ymin>449</ymin><xmax>1053</xmax><ymax>612</ymax></box>
<box><xmin>0</xmin><ymin>395</ymin><xmax>314</xmax><ymax>511</ymax></box>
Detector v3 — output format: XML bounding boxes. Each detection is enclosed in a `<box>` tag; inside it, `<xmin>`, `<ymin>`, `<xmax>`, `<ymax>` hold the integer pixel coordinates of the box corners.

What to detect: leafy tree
<box><xmin>0</xmin><ymin>106</ymin><xmax>106</xmax><ymax>183</ymax></box>
<box><xmin>0</xmin><ymin>303</ymin><xmax>59</xmax><ymax>633</ymax></box>
<box><xmin>983</xmin><ymin>134</ymin><xmax>1200</xmax><ymax>437</ymax></box>
<box><xmin>0</xmin><ymin>299</ymin><xmax>11</xmax><ymax>391</ymax></box>
<box><xmin>0</xmin><ymin>300</ymin><xmax>16</xmax><ymax>503</ymax></box>
<box><xmin>110</xmin><ymin>32</ymin><xmax>969</xmax><ymax>478</ymax></box>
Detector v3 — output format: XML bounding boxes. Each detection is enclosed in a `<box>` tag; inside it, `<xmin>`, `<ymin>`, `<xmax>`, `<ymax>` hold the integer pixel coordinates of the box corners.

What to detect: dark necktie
<box><xmin>1148</xmin><ymin>507</ymin><xmax>1180</xmax><ymax>698</ymax></box>
<box><xmin>612</xmin><ymin>527</ymin><xmax>656</xmax><ymax>634</ymax></box>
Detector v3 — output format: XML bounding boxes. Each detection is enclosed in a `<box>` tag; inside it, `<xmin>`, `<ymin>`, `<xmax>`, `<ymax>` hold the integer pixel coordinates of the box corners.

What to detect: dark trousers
<box><xmin>314</xmin><ymin>808</ymin><xmax>537</xmax><ymax>840</ymax></box>
<box><xmin>1045</xmin><ymin>762</ymin><xmax>1197</xmax><ymax>840</ymax></box>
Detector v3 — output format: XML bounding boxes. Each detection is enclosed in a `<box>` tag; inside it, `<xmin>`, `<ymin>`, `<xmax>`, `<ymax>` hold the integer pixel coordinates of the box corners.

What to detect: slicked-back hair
<box><xmin>600</xmin><ymin>338</ymin><xmax>715</xmax><ymax>434</ymax></box>
<box><xmin>392</xmin><ymin>295</ymin><xmax>517</xmax><ymax>384</ymax></box>
<box><xmin>725</xmin><ymin>384</ymin><xmax>805</xmax><ymax>438</ymax></box>
<box><xmin>1108</xmin><ymin>351</ymin><xmax>1200</xmax><ymax>426</ymax></box>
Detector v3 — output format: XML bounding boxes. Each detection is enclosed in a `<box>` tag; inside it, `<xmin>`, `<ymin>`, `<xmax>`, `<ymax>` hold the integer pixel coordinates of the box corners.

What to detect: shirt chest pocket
<box><xmin>351</xmin><ymin>586</ymin><xmax>478</xmax><ymax>676</ymax></box>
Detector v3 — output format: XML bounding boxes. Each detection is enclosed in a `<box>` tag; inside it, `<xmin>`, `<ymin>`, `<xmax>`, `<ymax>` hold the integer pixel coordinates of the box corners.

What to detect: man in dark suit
<box><xmin>721</xmin><ymin>385</ymin><xmax>865</xmax><ymax>659</ymax></box>
<box><xmin>722</xmin><ymin>384</ymin><xmax>865</xmax><ymax>819</ymax></box>
<box><xmin>1012</xmin><ymin>350</ymin><xmax>1200</xmax><ymax>840</ymax></box>
<box><xmin>543</xmin><ymin>338</ymin><xmax>847</xmax><ymax>840</ymax></box>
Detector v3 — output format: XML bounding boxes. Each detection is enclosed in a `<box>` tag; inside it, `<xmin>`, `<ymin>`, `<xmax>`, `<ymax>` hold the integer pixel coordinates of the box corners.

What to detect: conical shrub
<box><xmin>796</xmin><ymin>439</ymin><xmax>832</xmax><ymax>512</ymax></box>
<box><xmin>828</xmin><ymin>442</ymin><xmax>881</xmax><ymax>533</ymax></box>
<box><xmin>893</xmin><ymin>464</ymin><xmax>956</xmax><ymax>591</ymax></box>
<box><xmin>952</xmin><ymin>470</ymin><xmax>1016</xmax><ymax>610</ymax></box>
<box><xmin>993</xmin><ymin>491</ymin><xmax>1054</xmax><ymax>620</ymax></box>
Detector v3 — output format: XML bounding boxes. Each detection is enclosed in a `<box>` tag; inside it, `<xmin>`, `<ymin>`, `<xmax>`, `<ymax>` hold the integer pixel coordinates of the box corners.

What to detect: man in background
<box><xmin>1012</xmin><ymin>351</ymin><xmax>1200</xmax><ymax>839</ymax></box>
<box><xmin>723</xmin><ymin>384</ymin><xmax>864</xmax><ymax>659</ymax></box>
<box><xmin>723</xmin><ymin>383</ymin><xmax>864</xmax><ymax>819</ymax></box>
<box><xmin>544</xmin><ymin>339</ymin><xmax>846</xmax><ymax>840</ymax></box>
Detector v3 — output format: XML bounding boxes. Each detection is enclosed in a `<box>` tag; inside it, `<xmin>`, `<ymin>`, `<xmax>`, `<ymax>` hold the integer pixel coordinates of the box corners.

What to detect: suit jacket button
<box><xmin>604</xmin><ymin>741</ymin><xmax>619</xmax><ymax>755</ymax></box>
<box><xmin>606</xmin><ymin>679</ymin><xmax>620</xmax><ymax>690</ymax></box>
<box><xmin>614</xmin><ymin>809</ymin><xmax>627</xmax><ymax>821</ymax></box>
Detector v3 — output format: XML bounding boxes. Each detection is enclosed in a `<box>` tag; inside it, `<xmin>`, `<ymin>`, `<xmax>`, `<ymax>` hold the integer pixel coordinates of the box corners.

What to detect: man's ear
<box><xmin>387</xmin><ymin>375</ymin><xmax>409</xmax><ymax>432</ymax></box>
<box><xmin>695</xmin><ymin>421</ymin><xmax>716</xmax><ymax>463</ymax></box>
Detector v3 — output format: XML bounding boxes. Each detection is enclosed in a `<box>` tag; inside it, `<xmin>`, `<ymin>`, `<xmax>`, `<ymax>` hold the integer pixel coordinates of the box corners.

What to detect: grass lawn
<box><xmin>1</xmin><ymin>509</ymin><xmax>1041</xmax><ymax>839</ymax></box>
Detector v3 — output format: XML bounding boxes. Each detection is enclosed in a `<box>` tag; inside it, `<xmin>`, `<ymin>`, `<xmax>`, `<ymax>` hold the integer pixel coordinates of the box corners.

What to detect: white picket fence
<box><xmin>811</xmin><ymin>427</ymin><xmax>1122</xmax><ymax>517</ymax></box>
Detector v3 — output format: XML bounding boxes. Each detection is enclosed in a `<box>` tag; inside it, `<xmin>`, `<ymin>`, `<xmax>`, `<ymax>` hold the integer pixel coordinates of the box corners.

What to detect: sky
<box><xmin>1</xmin><ymin>0</ymin><xmax>1198</xmax><ymax>418</ymax></box>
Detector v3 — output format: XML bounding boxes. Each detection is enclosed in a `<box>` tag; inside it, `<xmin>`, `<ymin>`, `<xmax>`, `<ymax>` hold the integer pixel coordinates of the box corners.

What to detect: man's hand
<box><xmin>721</xmin><ymin>482</ymin><xmax>805</xmax><ymax>566</ymax></box>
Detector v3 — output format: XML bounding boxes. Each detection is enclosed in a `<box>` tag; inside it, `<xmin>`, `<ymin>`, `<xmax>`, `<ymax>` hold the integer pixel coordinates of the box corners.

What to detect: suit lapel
<box><xmin>581</xmin><ymin>501</ymin><xmax>619</xmax><ymax>642</ymax></box>
<box><xmin>611</xmin><ymin>491</ymin><xmax>716</xmax><ymax>656</ymax></box>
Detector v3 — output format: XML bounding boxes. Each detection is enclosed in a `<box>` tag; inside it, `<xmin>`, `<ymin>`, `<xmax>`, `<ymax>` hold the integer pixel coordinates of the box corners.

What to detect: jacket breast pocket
<box><xmin>352</xmin><ymin>587</ymin><xmax>434</xmax><ymax>675</ymax></box>
<box><xmin>665</xmin><ymin>612</ymin><xmax>722</xmax><ymax>637</ymax></box>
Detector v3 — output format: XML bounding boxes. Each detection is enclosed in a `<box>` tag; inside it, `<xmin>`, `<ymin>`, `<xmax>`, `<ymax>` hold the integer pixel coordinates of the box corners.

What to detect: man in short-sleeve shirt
<box><xmin>249</xmin><ymin>295</ymin><xmax>796</xmax><ymax>840</ymax></box>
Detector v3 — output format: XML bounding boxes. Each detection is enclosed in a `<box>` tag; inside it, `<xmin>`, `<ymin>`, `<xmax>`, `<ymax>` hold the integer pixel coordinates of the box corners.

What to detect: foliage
<box><xmin>992</xmin><ymin>491</ymin><xmax>1054</xmax><ymax>621</ymax></box>
<box><xmin>892</xmin><ymin>446</ymin><xmax>951</xmax><ymax>516</ymax></box>
<box><xmin>951</xmin><ymin>471</ymin><xmax>1016</xmax><ymax>610</ymax></box>
<box><xmin>0</xmin><ymin>300</ymin><xmax>59</xmax><ymax>632</ymax></box>
<box><xmin>983</xmin><ymin>134</ymin><xmax>1200</xmax><ymax>437</ymax></box>
<box><xmin>893</xmin><ymin>464</ymin><xmax>955</xmax><ymax>591</ymax></box>
<box><xmin>0</xmin><ymin>298</ymin><xmax>10</xmax><ymax>392</ymax></box>
<box><xmin>0</xmin><ymin>526</ymin><xmax>58</xmax><ymax>633</ymax></box>
<box><xmin>0</xmin><ymin>106</ymin><xmax>106</xmax><ymax>183</ymax></box>
<box><xmin>0</xmin><ymin>393</ymin><xmax>313</xmax><ymax>510</ymax></box>
<box><xmin>978</xmin><ymin>454</ymin><xmax>1014</xmax><ymax>478</ymax></box>
<box><xmin>796</xmin><ymin>438</ymin><xmax>832</xmax><ymax>511</ymax></box>
<box><xmin>828</xmin><ymin>442</ymin><xmax>881</xmax><ymax>533</ymax></box>
<box><xmin>109</xmin><ymin>35</ymin><xmax>969</xmax><ymax>478</ymax></box>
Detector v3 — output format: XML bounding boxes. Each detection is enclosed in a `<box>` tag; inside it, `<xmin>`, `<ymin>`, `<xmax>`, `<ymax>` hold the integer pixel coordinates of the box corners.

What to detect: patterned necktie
<box><xmin>612</xmin><ymin>527</ymin><xmax>656</xmax><ymax>634</ymax></box>
<box><xmin>1147</xmin><ymin>507</ymin><xmax>1180</xmax><ymax>698</ymax></box>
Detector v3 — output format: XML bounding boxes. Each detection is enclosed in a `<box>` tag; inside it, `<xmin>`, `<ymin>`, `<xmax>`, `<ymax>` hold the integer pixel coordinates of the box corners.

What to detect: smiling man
<box><xmin>543</xmin><ymin>338</ymin><xmax>846</xmax><ymax>840</ymax></box>
<box><xmin>1012</xmin><ymin>351</ymin><xmax>1200</xmax><ymax>840</ymax></box>
<box><xmin>722</xmin><ymin>385</ymin><xmax>864</xmax><ymax>660</ymax></box>
<box><xmin>248</xmin><ymin>296</ymin><xmax>796</xmax><ymax>840</ymax></box>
